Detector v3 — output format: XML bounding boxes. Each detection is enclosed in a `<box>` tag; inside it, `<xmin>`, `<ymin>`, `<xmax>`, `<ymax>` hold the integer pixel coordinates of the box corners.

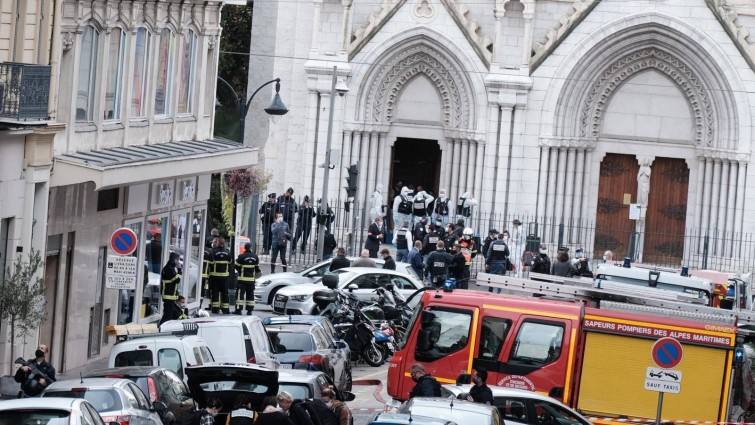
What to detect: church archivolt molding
<box><xmin>580</xmin><ymin>47</ymin><xmax>715</xmax><ymax>147</ymax></box>
<box><xmin>531</xmin><ymin>0</ymin><xmax>599</xmax><ymax>70</ymax></box>
<box><xmin>365</xmin><ymin>44</ymin><xmax>472</xmax><ymax>129</ymax></box>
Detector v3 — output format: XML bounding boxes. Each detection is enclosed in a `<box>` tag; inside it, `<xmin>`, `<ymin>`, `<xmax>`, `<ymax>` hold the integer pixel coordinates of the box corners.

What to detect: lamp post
<box><xmin>216</xmin><ymin>77</ymin><xmax>288</xmax><ymax>254</ymax></box>
<box><xmin>316</xmin><ymin>66</ymin><xmax>349</xmax><ymax>261</ymax></box>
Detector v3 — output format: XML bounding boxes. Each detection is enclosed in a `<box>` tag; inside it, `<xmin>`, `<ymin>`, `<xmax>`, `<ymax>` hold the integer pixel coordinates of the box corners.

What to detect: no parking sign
<box><xmin>110</xmin><ymin>227</ymin><xmax>138</xmax><ymax>256</ymax></box>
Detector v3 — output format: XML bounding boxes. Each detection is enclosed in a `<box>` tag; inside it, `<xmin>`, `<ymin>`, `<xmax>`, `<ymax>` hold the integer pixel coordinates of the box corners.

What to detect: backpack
<box><xmin>435</xmin><ymin>199</ymin><xmax>449</xmax><ymax>216</ymax></box>
<box><xmin>397</xmin><ymin>196</ymin><xmax>412</xmax><ymax>215</ymax></box>
<box><xmin>303</xmin><ymin>399</ymin><xmax>339</xmax><ymax>425</ymax></box>
<box><xmin>175</xmin><ymin>410</ymin><xmax>207</xmax><ymax>425</ymax></box>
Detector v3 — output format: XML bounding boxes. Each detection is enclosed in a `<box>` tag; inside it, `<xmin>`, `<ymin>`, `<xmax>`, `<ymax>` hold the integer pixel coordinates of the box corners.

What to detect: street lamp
<box><xmin>316</xmin><ymin>66</ymin><xmax>349</xmax><ymax>261</ymax></box>
<box><xmin>216</xmin><ymin>77</ymin><xmax>288</xmax><ymax>253</ymax></box>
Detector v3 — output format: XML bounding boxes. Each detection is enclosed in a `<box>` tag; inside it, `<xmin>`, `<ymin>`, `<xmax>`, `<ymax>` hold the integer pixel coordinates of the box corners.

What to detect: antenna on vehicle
<box><xmin>80</xmin><ymin>372</ymin><xmax>83</xmax><ymax>384</ymax></box>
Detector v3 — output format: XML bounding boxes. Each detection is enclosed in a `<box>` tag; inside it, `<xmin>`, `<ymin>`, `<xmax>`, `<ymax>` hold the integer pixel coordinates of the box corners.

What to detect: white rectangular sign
<box><xmin>646</xmin><ymin>367</ymin><xmax>682</xmax><ymax>383</ymax></box>
<box><xmin>644</xmin><ymin>379</ymin><xmax>680</xmax><ymax>394</ymax></box>
<box><xmin>629</xmin><ymin>203</ymin><xmax>641</xmax><ymax>220</ymax></box>
<box><xmin>106</xmin><ymin>255</ymin><xmax>137</xmax><ymax>276</ymax></box>
<box><xmin>105</xmin><ymin>275</ymin><xmax>137</xmax><ymax>290</ymax></box>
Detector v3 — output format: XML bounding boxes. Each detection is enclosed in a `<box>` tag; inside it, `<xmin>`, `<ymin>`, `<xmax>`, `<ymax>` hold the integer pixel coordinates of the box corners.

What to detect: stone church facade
<box><xmin>248</xmin><ymin>0</ymin><xmax>755</xmax><ymax>268</ymax></box>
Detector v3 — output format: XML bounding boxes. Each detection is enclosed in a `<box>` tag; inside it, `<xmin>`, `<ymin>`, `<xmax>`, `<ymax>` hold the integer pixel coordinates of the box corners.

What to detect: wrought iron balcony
<box><xmin>0</xmin><ymin>62</ymin><xmax>51</xmax><ymax>123</ymax></box>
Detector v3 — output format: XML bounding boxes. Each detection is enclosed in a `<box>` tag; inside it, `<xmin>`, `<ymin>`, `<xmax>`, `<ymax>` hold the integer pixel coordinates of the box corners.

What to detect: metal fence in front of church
<box><xmin>241</xmin><ymin>194</ymin><xmax>755</xmax><ymax>276</ymax></box>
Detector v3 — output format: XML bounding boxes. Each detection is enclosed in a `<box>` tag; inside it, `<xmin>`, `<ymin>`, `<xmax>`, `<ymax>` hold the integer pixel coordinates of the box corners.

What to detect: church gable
<box><xmin>709</xmin><ymin>0</ymin><xmax>755</xmax><ymax>73</ymax></box>
<box><xmin>349</xmin><ymin>0</ymin><xmax>493</xmax><ymax>66</ymax></box>
<box><xmin>530</xmin><ymin>0</ymin><xmax>600</xmax><ymax>71</ymax></box>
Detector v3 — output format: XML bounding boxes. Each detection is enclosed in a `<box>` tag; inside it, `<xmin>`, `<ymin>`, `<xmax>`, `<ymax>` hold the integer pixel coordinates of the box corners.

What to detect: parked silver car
<box><xmin>255</xmin><ymin>257</ymin><xmax>418</xmax><ymax>305</ymax></box>
<box><xmin>0</xmin><ymin>397</ymin><xmax>117</xmax><ymax>425</ymax></box>
<box><xmin>273</xmin><ymin>267</ymin><xmax>425</xmax><ymax>315</ymax></box>
<box><xmin>278</xmin><ymin>369</ymin><xmax>356</xmax><ymax>401</ymax></box>
<box><xmin>399</xmin><ymin>397</ymin><xmax>502</xmax><ymax>425</ymax></box>
<box><xmin>41</xmin><ymin>378</ymin><xmax>162</xmax><ymax>425</ymax></box>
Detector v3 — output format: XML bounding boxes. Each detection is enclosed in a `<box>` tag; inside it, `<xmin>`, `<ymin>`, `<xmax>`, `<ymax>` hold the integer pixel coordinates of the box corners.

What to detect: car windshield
<box><xmin>315</xmin><ymin>270</ymin><xmax>357</xmax><ymax>284</ymax></box>
<box><xmin>408</xmin><ymin>405</ymin><xmax>494</xmax><ymax>425</ymax></box>
<box><xmin>270</xmin><ymin>332</ymin><xmax>314</xmax><ymax>352</ymax></box>
<box><xmin>279</xmin><ymin>383</ymin><xmax>311</xmax><ymax>400</ymax></box>
<box><xmin>44</xmin><ymin>389</ymin><xmax>123</xmax><ymax>412</ymax></box>
<box><xmin>0</xmin><ymin>410</ymin><xmax>70</xmax><ymax>425</ymax></box>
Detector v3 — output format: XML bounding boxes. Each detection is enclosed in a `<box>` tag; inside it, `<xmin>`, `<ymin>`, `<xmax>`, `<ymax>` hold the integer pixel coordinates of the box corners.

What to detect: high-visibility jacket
<box><xmin>161</xmin><ymin>264</ymin><xmax>181</xmax><ymax>301</ymax></box>
<box><xmin>235</xmin><ymin>251</ymin><xmax>259</xmax><ymax>283</ymax></box>
<box><xmin>211</xmin><ymin>248</ymin><xmax>232</xmax><ymax>277</ymax></box>
<box><xmin>202</xmin><ymin>244</ymin><xmax>213</xmax><ymax>279</ymax></box>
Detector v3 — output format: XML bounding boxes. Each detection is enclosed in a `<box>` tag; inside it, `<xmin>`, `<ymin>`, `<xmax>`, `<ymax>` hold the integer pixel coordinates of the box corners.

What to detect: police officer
<box><xmin>442</xmin><ymin>224</ymin><xmax>458</xmax><ymax>254</ymax></box>
<box><xmin>293</xmin><ymin>196</ymin><xmax>315</xmax><ymax>254</ymax></box>
<box><xmin>234</xmin><ymin>243</ymin><xmax>259</xmax><ymax>315</ymax></box>
<box><xmin>413</xmin><ymin>217</ymin><xmax>428</xmax><ymax>245</ymax></box>
<box><xmin>481</xmin><ymin>229</ymin><xmax>499</xmax><ymax>258</ymax></box>
<box><xmin>201</xmin><ymin>235</ymin><xmax>215</xmax><ymax>308</ymax></box>
<box><xmin>159</xmin><ymin>252</ymin><xmax>181</xmax><ymax>325</ymax></box>
<box><xmin>277</xmin><ymin>188</ymin><xmax>298</xmax><ymax>231</ymax></box>
<box><xmin>411</xmin><ymin>189</ymin><xmax>434</xmax><ymax>226</ymax></box>
<box><xmin>210</xmin><ymin>238</ymin><xmax>232</xmax><ymax>314</ymax></box>
<box><xmin>14</xmin><ymin>344</ymin><xmax>55</xmax><ymax>397</ymax></box>
<box><xmin>421</xmin><ymin>224</ymin><xmax>441</xmax><ymax>256</ymax></box>
<box><xmin>425</xmin><ymin>241</ymin><xmax>453</xmax><ymax>288</ymax></box>
<box><xmin>486</xmin><ymin>233</ymin><xmax>510</xmax><ymax>276</ymax></box>
<box><xmin>395</xmin><ymin>220</ymin><xmax>412</xmax><ymax>262</ymax></box>
<box><xmin>228</xmin><ymin>395</ymin><xmax>257</xmax><ymax>425</ymax></box>
<box><xmin>259</xmin><ymin>193</ymin><xmax>278</xmax><ymax>255</ymax></box>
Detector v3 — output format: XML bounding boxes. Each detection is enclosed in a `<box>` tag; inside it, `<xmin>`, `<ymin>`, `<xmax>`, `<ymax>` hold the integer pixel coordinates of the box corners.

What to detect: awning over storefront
<box><xmin>51</xmin><ymin>139</ymin><xmax>259</xmax><ymax>190</ymax></box>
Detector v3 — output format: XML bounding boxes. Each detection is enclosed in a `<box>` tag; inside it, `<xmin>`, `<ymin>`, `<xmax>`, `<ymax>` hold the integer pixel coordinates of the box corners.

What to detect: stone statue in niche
<box><xmin>637</xmin><ymin>164</ymin><xmax>651</xmax><ymax>206</ymax></box>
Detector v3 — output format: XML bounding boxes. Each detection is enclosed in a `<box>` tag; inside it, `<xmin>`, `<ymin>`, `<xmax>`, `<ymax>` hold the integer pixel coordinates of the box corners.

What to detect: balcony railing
<box><xmin>0</xmin><ymin>62</ymin><xmax>51</xmax><ymax>123</ymax></box>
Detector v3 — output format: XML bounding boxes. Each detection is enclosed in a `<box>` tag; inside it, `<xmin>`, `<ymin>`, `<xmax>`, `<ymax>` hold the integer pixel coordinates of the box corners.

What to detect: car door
<box><xmin>314</xmin><ymin>327</ymin><xmax>344</xmax><ymax>386</ymax></box>
<box><xmin>344</xmin><ymin>273</ymin><xmax>381</xmax><ymax>302</ymax></box>
<box><xmin>160</xmin><ymin>370</ymin><xmax>196</xmax><ymax>416</ymax></box>
<box><xmin>126</xmin><ymin>382</ymin><xmax>158</xmax><ymax>424</ymax></box>
<box><xmin>388</xmin><ymin>275</ymin><xmax>422</xmax><ymax>298</ymax></box>
<box><xmin>494</xmin><ymin>397</ymin><xmax>531</xmax><ymax>425</ymax></box>
<box><xmin>528</xmin><ymin>399</ymin><xmax>591</xmax><ymax>425</ymax></box>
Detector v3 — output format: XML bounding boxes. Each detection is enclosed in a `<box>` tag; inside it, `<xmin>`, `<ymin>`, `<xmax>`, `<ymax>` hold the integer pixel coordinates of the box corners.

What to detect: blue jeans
<box><xmin>396</xmin><ymin>249</ymin><xmax>408</xmax><ymax>262</ymax></box>
<box><xmin>488</xmin><ymin>260</ymin><xmax>506</xmax><ymax>293</ymax></box>
<box><xmin>322</xmin><ymin>253</ymin><xmax>332</xmax><ymax>260</ymax></box>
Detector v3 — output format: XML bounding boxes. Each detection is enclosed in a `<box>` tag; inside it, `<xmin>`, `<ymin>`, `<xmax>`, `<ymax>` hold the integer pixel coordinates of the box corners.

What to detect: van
<box><xmin>106</xmin><ymin>324</ymin><xmax>214</xmax><ymax>382</ymax></box>
<box><xmin>160</xmin><ymin>316</ymin><xmax>278</xmax><ymax>369</ymax></box>
<box><xmin>593</xmin><ymin>264</ymin><xmax>715</xmax><ymax>304</ymax></box>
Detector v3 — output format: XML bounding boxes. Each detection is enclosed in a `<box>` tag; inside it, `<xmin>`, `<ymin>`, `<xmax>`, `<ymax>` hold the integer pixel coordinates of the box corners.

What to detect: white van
<box><xmin>593</xmin><ymin>264</ymin><xmax>714</xmax><ymax>305</ymax></box>
<box><xmin>160</xmin><ymin>316</ymin><xmax>278</xmax><ymax>369</ymax></box>
<box><xmin>106</xmin><ymin>323</ymin><xmax>214</xmax><ymax>382</ymax></box>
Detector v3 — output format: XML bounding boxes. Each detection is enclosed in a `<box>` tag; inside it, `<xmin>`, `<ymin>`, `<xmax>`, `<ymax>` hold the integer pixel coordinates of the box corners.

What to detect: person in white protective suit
<box><xmin>455</xmin><ymin>192</ymin><xmax>479</xmax><ymax>228</ymax></box>
<box><xmin>369</xmin><ymin>183</ymin><xmax>387</xmax><ymax>236</ymax></box>
<box><xmin>411</xmin><ymin>188</ymin><xmax>434</xmax><ymax>227</ymax></box>
<box><xmin>432</xmin><ymin>189</ymin><xmax>451</xmax><ymax>230</ymax></box>
<box><xmin>509</xmin><ymin>219</ymin><xmax>524</xmax><ymax>277</ymax></box>
<box><xmin>392</xmin><ymin>186</ymin><xmax>414</xmax><ymax>245</ymax></box>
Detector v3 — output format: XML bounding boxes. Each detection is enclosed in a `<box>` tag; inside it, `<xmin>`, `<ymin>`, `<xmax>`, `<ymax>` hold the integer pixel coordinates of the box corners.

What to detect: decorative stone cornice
<box><xmin>349</xmin><ymin>0</ymin><xmax>407</xmax><ymax>61</ymax></box>
<box><xmin>443</xmin><ymin>128</ymin><xmax>485</xmax><ymax>142</ymax></box>
<box><xmin>580</xmin><ymin>47</ymin><xmax>714</xmax><ymax>147</ymax></box>
<box><xmin>531</xmin><ymin>0</ymin><xmax>600</xmax><ymax>72</ymax></box>
<box><xmin>695</xmin><ymin>146</ymin><xmax>751</xmax><ymax>163</ymax></box>
<box><xmin>343</xmin><ymin>122</ymin><xmax>391</xmax><ymax>134</ymax></box>
<box><xmin>706</xmin><ymin>0</ymin><xmax>755</xmax><ymax>74</ymax></box>
<box><xmin>538</xmin><ymin>136</ymin><xmax>597</xmax><ymax>150</ymax></box>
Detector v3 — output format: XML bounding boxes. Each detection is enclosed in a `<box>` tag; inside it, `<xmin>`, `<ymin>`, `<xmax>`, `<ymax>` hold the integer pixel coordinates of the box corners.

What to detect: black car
<box><xmin>265</xmin><ymin>324</ymin><xmax>352</xmax><ymax>392</ymax></box>
<box><xmin>85</xmin><ymin>366</ymin><xmax>195</xmax><ymax>425</ymax></box>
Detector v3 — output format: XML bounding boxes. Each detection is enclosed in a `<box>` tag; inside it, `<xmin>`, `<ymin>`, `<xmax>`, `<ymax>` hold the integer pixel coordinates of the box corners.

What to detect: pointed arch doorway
<box><xmin>389</xmin><ymin>138</ymin><xmax>441</xmax><ymax>195</ymax></box>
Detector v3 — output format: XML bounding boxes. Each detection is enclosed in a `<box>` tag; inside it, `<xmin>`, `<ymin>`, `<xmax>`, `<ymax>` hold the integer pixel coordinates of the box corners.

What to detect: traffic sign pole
<box><xmin>655</xmin><ymin>393</ymin><xmax>663</xmax><ymax>425</ymax></box>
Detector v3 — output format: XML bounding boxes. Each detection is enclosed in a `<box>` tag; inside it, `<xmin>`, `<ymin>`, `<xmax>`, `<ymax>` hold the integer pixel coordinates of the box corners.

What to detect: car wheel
<box><xmin>343</xmin><ymin>367</ymin><xmax>353</xmax><ymax>392</ymax></box>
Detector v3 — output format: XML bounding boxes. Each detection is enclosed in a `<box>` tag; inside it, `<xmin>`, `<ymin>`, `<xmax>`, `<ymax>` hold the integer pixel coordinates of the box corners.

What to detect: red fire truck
<box><xmin>387</xmin><ymin>274</ymin><xmax>755</xmax><ymax>424</ymax></box>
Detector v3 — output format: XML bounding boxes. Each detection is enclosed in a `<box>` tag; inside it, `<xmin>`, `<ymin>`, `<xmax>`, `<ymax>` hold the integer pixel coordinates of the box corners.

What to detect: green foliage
<box><xmin>209</xmin><ymin>174</ymin><xmax>230</xmax><ymax>238</ymax></box>
<box><xmin>0</xmin><ymin>250</ymin><xmax>47</xmax><ymax>360</ymax></box>
<box><xmin>218</xmin><ymin>3</ymin><xmax>253</xmax><ymax>98</ymax></box>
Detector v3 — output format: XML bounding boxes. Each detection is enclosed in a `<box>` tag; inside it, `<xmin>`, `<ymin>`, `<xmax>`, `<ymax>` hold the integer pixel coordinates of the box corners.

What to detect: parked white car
<box><xmin>0</xmin><ymin>397</ymin><xmax>116</xmax><ymax>425</ymax></box>
<box><xmin>273</xmin><ymin>267</ymin><xmax>425</xmax><ymax>315</ymax></box>
<box><xmin>255</xmin><ymin>257</ymin><xmax>418</xmax><ymax>305</ymax></box>
<box><xmin>441</xmin><ymin>384</ymin><xmax>593</xmax><ymax>425</ymax></box>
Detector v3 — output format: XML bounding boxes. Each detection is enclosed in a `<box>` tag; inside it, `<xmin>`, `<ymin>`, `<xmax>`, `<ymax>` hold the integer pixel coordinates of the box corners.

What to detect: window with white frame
<box><xmin>178</xmin><ymin>29</ymin><xmax>197</xmax><ymax>114</ymax></box>
<box><xmin>104</xmin><ymin>27</ymin><xmax>126</xmax><ymax>121</ymax></box>
<box><xmin>130</xmin><ymin>27</ymin><xmax>151</xmax><ymax>118</ymax></box>
<box><xmin>76</xmin><ymin>25</ymin><xmax>99</xmax><ymax>123</ymax></box>
<box><xmin>154</xmin><ymin>28</ymin><xmax>174</xmax><ymax>116</ymax></box>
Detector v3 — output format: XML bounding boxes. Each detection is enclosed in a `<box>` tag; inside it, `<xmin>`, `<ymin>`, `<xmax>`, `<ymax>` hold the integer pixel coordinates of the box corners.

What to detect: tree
<box><xmin>0</xmin><ymin>250</ymin><xmax>47</xmax><ymax>367</ymax></box>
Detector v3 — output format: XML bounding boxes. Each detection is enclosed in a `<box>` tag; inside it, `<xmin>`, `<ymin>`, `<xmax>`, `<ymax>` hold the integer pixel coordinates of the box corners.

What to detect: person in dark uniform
<box><xmin>365</xmin><ymin>216</ymin><xmax>384</xmax><ymax>258</ymax></box>
<box><xmin>329</xmin><ymin>248</ymin><xmax>350</xmax><ymax>271</ymax></box>
<box><xmin>421</xmin><ymin>224</ymin><xmax>440</xmax><ymax>257</ymax></box>
<box><xmin>467</xmin><ymin>368</ymin><xmax>494</xmax><ymax>405</ymax></box>
<box><xmin>486</xmin><ymin>233</ymin><xmax>510</xmax><ymax>276</ymax></box>
<box><xmin>425</xmin><ymin>241</ymin><xmax>453</xmax><ymax>288</ymax></box>
<box><xmin>270</xmin><ymin>212</ymin><xmax>291</xmax><ymax>274</ymax></box>
<box><xmin>442</xmin><ymin>224</ymin><xmax>458</xmax><ymax>254</ymax></box>
<box><xmin>481</xmin><ymin>229</ymin><xmax>498</xmax><ymax>259</ymax></box>
<box><xmin>322</xmin><ymin>230</ymin><xmax>337</xmax><ymax>260</ymax></box>
<box><xmin>227</xmin><ymin>395</ymin><xmax>257</xmax><ymax>425</ymax></box>
<box><xmin>277</xmin><ymin>188</ymin><xmax>298</xmax><ymax>229</ymax></box>
<box><xmin>201</xmin><ymin>231</ymin><xmax>217</xmax><ymax>307</ymax></box>
<box><xmin>293</xmin><ymin>196</ymin><xmax>316</xmax><ymax>254</ymax></box>
<box><xmin>210</xmin><ymin>238</ymin><xmax>232</xmax><ymax>314</ymax></box>
<box><xmin>159</xmin><ymin>252</ymin><xmax>181</xmax><ymax>325</ymax></box>
<box><xmin>380</xmin><ymin>249</ymin><xmax>396</xmax><ymax>270</ymax></box>
<box><xmin>234</xmin><ymin>243</ymin><xmax>259</xmax><ymax>315</ymax></box>
<box><xmin>449</xmin><ymin>242</ymin><xmax>467</xmax><ymax>288</ymax></box>
<box><xmin>259</xmin><ymin>193</ymin><xmax>278</xmax><ymax>255</ymax></box>
<box><xmin>14</xmin><ymin>344</ymin><xmax>55</xmax><ymax>397</ymax></box>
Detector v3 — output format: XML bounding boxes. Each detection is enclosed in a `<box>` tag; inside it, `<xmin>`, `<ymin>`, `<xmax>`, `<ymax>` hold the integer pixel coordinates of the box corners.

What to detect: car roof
<box><xmin>442</xmin><ymin>384</ymin><xmax>570</xmax><ymax>404</ymax></box>
<box><xmin>262</xmin><ymin>315</ymin><xmax>330</xmax><ymax>325</ymax></box>
<box><xmin>0</xmin><ymin>397</ymin><xmax>84</xmax><ymax>411</ymax></box>
<box><xmin>277</xmin><ymin>369</ymin><xmax>324</xmax><ymax>383</ymax></box>
<box><xmin>409</xmin><ymin>397</ymin><xmax>499</xmax><ymax>413</ymax></box>
<box><xmin>369</xmin><ymin>412</ymin><xmax>458</xmax><ymax>425</ymax></box>
<box><xmin>265</xmin><ymin>326</ymin><xmax>314</xmax><ymax>334</ymax></box>
<box><xmin>85</xmin><ymin>366</ymin><xmax>164</xmax><ymax>378</ymax></box>
<box><xmin>46</xmin><ymin>378</ymin><xmax>131</xmax><ymax>391</ymax></box>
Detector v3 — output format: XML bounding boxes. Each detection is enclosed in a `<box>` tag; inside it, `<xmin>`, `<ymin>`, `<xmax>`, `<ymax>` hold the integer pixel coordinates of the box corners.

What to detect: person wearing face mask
<box><xmin>432</xmin><ymin>188</ymin><xmax>450</xmax><ymax>228</ymax></box>
<box><xmin>292</xmin><ymin>196</ymin><xmax>315</xmax><ymax>254</ymax></box>
<box><xmin>603</xmin><ymin>250</ymin><xmax>614</xmax><ymax>263</ymax></box>
<box><xmin>210</xmin><ymin>238</ymin><xmax>233</xmax><ymax>314</ymax></box>
<box><xmin>486</xmin><ymin>233</ymin><xmax>510</xmax><ymax>279</ymax></box>
<box><xmin>167</xmin><ymin>295</ymin><xmax>189</xmax><ymax>321</ymax></box>
<box><xmin>380</xmin><ymin>248</ymin><xmax>396</xmax><ymax>270</ymax></box>
<box><xmin>177</xmin><ymin>397</ymin><xmax>223</xmax><ymax>425</ymax></box>
<box><xmin>319</xmin><ymin>387</ymin><xmax>351</xmax><ymax>425</ymax></box>
<box><xmin>531</xmin><ymin>244</ymin><xmax>552</xmax><ymax>275</ymax></box>
<box><xmin>409</xmin><ymin>364</ymin><xmax>441</xmax><ymax>398</ymax></box>
<box><xmin>466</xmin><ymin>368</ymin><xmax>494</xmax><ymax>405</ymax></box>
<box><xmin>270</xmin><ymin>213</ymin><xmax>291</xmax><ymax>274</ymax></box>
<box><xmin>159</xmin><ymin>252</ymin><xmax>182</xmax><ymax>325</ymax></box>
<box><xmin>14</xmin><ymin>344</ymin><xmax>55</xmax><ymax>397</ymax></box>
<box><xmin>572</xmin><ymin>247</ymin><xmax>593</xmax><ymax>277</ymax></box>
<box><xmin>509</xmin><ymin>219</ymin><xmax>525</xmax><ymax>277</ymax></box>
<box><xmin>365</xmin><ymin>216</ymin><xmax>384</xmax><ymax>258</ymax></box>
